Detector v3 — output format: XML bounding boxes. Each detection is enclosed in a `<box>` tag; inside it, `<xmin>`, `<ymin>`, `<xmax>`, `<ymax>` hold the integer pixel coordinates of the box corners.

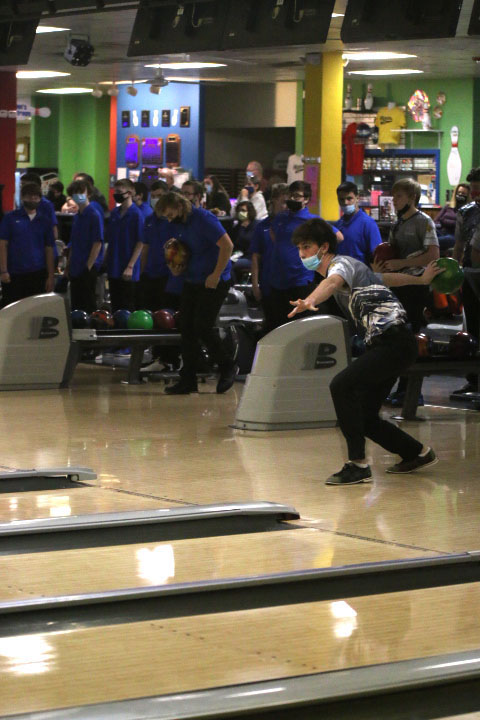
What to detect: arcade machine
<box><xmin>234</xmin><ymin>315</ymin><xmax>350</xmax><ymax>431</ymax></box>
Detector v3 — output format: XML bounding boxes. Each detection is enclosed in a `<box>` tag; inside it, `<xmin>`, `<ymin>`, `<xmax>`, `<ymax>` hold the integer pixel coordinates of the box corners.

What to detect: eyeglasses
<box><xmin>289</xmin><ymin>193</ymin><xmax>305</xmax><ymax>201</ymax></box>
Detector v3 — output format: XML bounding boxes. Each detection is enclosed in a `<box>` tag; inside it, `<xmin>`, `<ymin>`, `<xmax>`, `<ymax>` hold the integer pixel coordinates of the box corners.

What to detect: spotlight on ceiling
<box><xmin>107</xmin><ymin>83</ymin><xmax>119</xmax><ymax>97</ymax></box>
<box><xmin>64</xmin><ymin>35</ymin><xmax>94</xmax><ymax>67</ymax></box>
<box><xmin>91</xmin><ymin>85</ymin><xmax>103</xmax><ymax>98</ymax></box>
<box><xmin>150</xmin><ymin>73</ymin><xmax>169</xmax><ymax>94</ymax></box>
<box><xmin>126</xmin><ymin>84</ymin><xmax>138</xmax><ymax>96</ymax></box>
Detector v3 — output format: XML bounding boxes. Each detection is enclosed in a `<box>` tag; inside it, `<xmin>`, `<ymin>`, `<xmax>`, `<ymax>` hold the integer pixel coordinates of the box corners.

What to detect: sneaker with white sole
<box><xmin>326</xmin><ymin>463</ymin><xmax>372</xmax><ymax>486</ymax></box>
<box><xmin>386</xmin><ymin>448</ymin><xmax>437</xmax><ymax>474</ymax></box>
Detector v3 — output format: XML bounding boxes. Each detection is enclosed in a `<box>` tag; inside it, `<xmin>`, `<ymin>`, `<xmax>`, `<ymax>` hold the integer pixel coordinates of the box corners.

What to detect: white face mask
<box><xmin>150</xmin><ymin>197</ymin><xmax>159</xmax><ymax>209</ymax></box>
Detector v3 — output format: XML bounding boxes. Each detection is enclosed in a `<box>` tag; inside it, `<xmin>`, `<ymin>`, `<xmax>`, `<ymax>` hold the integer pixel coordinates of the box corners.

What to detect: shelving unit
<box><xmin>363</xmin><ymin>148</ymin><xmax>440</xmax><ymax>204</ymax></box>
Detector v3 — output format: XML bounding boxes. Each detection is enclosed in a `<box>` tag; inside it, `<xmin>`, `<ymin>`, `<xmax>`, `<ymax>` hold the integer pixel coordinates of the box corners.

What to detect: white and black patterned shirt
<box><xmin>328</xmin><ymin>256</ymin><xmax>407</xmax><ymax>344</ymax></box>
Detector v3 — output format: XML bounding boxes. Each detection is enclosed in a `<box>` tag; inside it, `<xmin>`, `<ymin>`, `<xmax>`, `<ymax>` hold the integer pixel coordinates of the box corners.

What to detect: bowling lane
<box><xmin>0</xmin><ymin>488</ymin><xmax>171</xmax><ymax>524</ymax></box>
<box><xmin>1</xmin><ymin>583</ymin><xmax>479</xmax><ymax>716</ymax></box>
<box><xmin>1</xmin><ymin>528</ymin><xmax>441</xmax><ymax>602</ymax></box>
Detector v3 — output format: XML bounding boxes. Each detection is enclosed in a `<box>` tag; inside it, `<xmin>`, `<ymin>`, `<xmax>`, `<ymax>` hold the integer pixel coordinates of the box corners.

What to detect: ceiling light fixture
<box><xmin>343</xmin><ymin>52</ymin><xmax>417</xmax><ymax>61</ymax></box>
<box><xmin>16</xmin><ymin>70</ymin><xmax>70</xmax><ymax>79</ymax></box>
<box><xmin>349</xmin><ymin>69</ymin><xmax>424</xmax><ymax>76</ymax></box>
<box><xmin>332</xmin><ymin>13</ymin><xmax>345</xmax><ymax>17</ymax></box>
<box><xmin>99</xmin><ymin>80</ymin><xmax>148</xmax><ymax>85</ymax></box>
<box><xmin>64</xmin><ymin>35</ymin><xmax>94</xmax><ymax>67</ymax></box>
<box><xmin>36</xmin><ymin>87</ymin><xmax>94</xmax><ymax>94</ymax></box>
<box><xmin>107</xmin><ymin>83</ymin><xmax>119</xmax><ymax>97</ymax></box>
<box><xmin>36</xmin><ymin>26</ymin><xmax>70</xmax><ymax>34</ymax></box>
<box><xmin>150</xmin><ymin>73</ymin><xmax>169</xmax><ymax>94</ymax></box>
<box><xmin>145</xmin><ymin>62</ymin><xmax>226</xmax><ymax>69</ymax></box>
<box><xmin>126</xmin><ymin>84</ymin><xmax>138</xmax><ymax>96</ymax></box>
<box><xmin>91</xmin><ymin>85</ymin><xmax>103</xmax><ymax>98</ymax></box>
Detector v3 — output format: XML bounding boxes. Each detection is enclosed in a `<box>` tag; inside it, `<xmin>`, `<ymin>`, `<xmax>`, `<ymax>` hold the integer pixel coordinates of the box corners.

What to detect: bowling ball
<box><xmin>71</xmin><ymin>309</ymin><xmax>90</xmax><ymax>329</ymax></box>
<box><xmin>350</xmin><ymin>334</ymin><xmax>366</xmax><ymax>357</ymax></box>
<box><xmin>128</xmin><ymin>310</ymin><xmax>154</xmax><ymax>330</ymax></box>
<box><xmin>448</xmin><ymin>331</ymin><xmax>478</xmax><ymax>360</ymax></box>
<box><xmin>416</xmin><ymin>332</ymin><xmax>432</xmax><ymax>359</ymax></box>
<box><xmin>153</xmin><ymin>309</ymin><xmax>176</xmax><ymax>330</ymax></box>
<box><xmin>164</xmin><ymin>238</ymin><xmax>190</xmax><ymax>276</ymax></box>
<box><xmin>373</xmin><ymin>242</ymin><xmax>396</xmax><ymax>263</ymax></box>
<box><xmin>113</xmin><ymin>309</ymin><xmax>131</xmax><ymax>329</ymax></box>
<box><xmin>430</xmin><ymin>258</ymin><xmax>464</xmax><ymax>295</ymax></box>
<box><xmin>90</xmin><ymin>309</ymin><xmax>114</xmax><ymax>329</ymax></box>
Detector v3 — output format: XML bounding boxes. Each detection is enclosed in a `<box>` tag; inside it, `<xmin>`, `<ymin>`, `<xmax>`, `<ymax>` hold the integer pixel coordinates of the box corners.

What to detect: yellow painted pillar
<box><xmin>303</xmin><ymin>52</ymin><xmax>343</xmax><ymax>219</ymax></box>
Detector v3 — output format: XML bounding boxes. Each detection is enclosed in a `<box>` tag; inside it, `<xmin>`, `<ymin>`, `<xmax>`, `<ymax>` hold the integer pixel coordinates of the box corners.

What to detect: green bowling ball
<box><xmin>430</xmin><ymin>257</ymin><xmax>464</xmax><ymax>295</ymax></box>
<box><xmin>127</xmin><ymin>310</ymin><xmax>154</xmax><ymax>330</ymax></box>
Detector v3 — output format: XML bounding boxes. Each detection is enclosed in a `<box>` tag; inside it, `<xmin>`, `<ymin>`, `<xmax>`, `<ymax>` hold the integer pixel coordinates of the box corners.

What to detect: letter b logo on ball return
<box><xmin>315</xmin><ymin>342</ymin><xmax>337</xmax><ymax>369</ymax></box>
<box><xmin>38</xmin><ymin>316</ymin><xmax>59</xmax><ymax>339</ymax></box>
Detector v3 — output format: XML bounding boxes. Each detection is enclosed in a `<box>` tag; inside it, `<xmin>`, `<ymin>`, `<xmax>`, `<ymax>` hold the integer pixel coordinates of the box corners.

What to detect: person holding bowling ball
<box><xmin>288</xmin><ymin>218</ymin><xmax>442</xmax><ymax>486</ymax></box>
<box><xmin>157</xmin><ymin>192</ymin><xmax>237</xmax><ymax>395</ymax></box>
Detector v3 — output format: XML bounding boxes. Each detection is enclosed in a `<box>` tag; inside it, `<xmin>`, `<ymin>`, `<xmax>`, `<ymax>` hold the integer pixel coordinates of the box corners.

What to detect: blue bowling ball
<box><xmin>113</xmin><ymin>309</ymin><xmax>131</xmax><ymax>329</ymax></box>
<box><xmin>71</xmin><ymin>309</ymin><xmax>91</xmax><ymax>329</ymax></box>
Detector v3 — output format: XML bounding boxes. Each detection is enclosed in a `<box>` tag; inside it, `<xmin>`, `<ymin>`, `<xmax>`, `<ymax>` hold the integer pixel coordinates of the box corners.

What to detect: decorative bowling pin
<box><xmin>364</xmin><ymin>83</ymin><xmax>374</xmax><ymax>110</ymax></box>
<box><xmin>132</xmin><ymin>109</ymin><xmax>139</xmax><ymax>127</ymax></box>
<box><xmin>344</xmin><ymin>84</ymin><xmax>352</xmax><ymax>110</ymax></box>
<box><xmin>422</xmin><ymin>101</ymin><xmax>431</xmax><ymax>130</ymax></box>
<box><xmin>152</xmin><ymin>108</ymin><xmax>159</xmax><ymax>127</ymax></box>
<box><xmin>447</xmin><ymin>126</ymin><xmax>462</xmax><ymax>186</ymax></box>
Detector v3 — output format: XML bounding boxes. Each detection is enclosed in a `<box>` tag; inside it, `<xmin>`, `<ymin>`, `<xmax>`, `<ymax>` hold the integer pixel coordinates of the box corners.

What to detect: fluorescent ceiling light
<box><xmin>332</xmin><ymin>13</ymin><xmax>344</xmax><ymax>17</ymax></box>
<box><xmin>145</xmin><ymin>62</ymin><xmax>226</xmax><ymax>69</ymax></box>
<box><xmin>36</xmin><ymin>25</ymin><xmax>70</xmax><ymax>34</ymax></box>
<box><xmin>99</xmin><ymin>79</ymin><xmax>148</xmax><ymax>85</ymax></box>
<box><xmin>17</xmin><ymin>70</ymin><xmax>70</xmax><ymax>79</ymax></box>
<box><xmin>343</xmin><ymin>51</ymin><xmax>417</xmax><ymax>60</ymax></box>
<box><xmin>349</xmin><ymin>69</ymin><xmax>423</xmax><ymax>75</ymax></box>
<box><xmin>36</xmin><ymin>87</ymin><xmax>93</xmax><ymax>94</ymax></box>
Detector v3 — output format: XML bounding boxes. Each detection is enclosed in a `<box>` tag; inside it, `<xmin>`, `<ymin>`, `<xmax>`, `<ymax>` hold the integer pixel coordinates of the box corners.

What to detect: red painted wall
<box><xmin>109</xmin><ymin>94</ymin><xmax>117</xmax><ymax>209</ymax></box>
<box><xmin>0</xmin><ymin>72</ymin><xmax>17</xmax><ymax>212</ymax></box>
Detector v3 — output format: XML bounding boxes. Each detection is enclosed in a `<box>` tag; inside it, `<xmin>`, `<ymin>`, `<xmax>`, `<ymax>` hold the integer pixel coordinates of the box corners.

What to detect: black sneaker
<box><xmin>452</xmin><ymin>383</ymin><xmax>478</xmax><ymax>396</ymax></box>
<box><xmin>216</xmin><ymin>364</ymin><xmax>239</xmax><ymax>394</ymax></box>
<box><xmin>164</xmin><ymin>381</ymin><xmax>198</xmax><ymax>395</ymax></box>
<box><xmin>326</xmin><ymin>463</ymin><xmax>372</xmax><ymax>486</ymax></box>
<box><xmin>386</xmin><ymin>448</ymin><xmax>437</xmax><ymax>474</ymax></box>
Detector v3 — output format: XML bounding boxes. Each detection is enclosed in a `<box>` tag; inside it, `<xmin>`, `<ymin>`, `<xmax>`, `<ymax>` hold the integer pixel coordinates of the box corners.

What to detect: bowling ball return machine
<box><xmin>234</xmin><ymin>315</ymin><xmax>350</xmax><ymax>431</ymax></box>
<box><xmin>0</xmin><ymin>294</ymin><xmax>181</xmax><ymax>388</ymax></box>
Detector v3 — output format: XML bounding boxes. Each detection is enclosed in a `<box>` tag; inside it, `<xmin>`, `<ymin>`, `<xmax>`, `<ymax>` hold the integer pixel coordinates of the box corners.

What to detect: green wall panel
<box><xmin>31</xmin><ymin>96</ymin><xmax>60</xmax><ymax>168</ymax></box>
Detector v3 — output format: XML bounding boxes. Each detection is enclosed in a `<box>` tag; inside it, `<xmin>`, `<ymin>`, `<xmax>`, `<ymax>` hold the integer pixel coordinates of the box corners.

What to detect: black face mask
<box><xmin>397</xmin><ymin>203</ymin><xmax>410</xmax><ymax>218</ymax></box>
<box><xmin>286</xmin><ymin>200</ymin><xmax>303</xmax><ymax>213</ymax></box>
<box><xmin>23</xmin><ymin>200</ymin><xmax>40</xmax><ymax>211</ymax></box>
<box><xmin>455</xmin><ymin>195</ymin><xmax>468</xmax><ymax>207</ymax></box>
<box><xmin>113</xmin><ymin>192</ymin><xmax>128</xmax><ymax>204</ymax></box>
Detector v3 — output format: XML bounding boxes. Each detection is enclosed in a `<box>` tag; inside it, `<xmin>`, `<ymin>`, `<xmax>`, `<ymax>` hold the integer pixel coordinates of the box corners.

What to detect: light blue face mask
<box><xmin>342</xmin><ymin>203</ymin><xmax>356</xmax><ymax>215</ymax></box>
<box><xmin>72</xmin><ymin>193</ymin><xmax>87</xmax><ymax>205</ymax></box>
<box><xmin>301</xmin><ymin>252</ymin><xmax>321</xmax><ymax>271</ymax></box>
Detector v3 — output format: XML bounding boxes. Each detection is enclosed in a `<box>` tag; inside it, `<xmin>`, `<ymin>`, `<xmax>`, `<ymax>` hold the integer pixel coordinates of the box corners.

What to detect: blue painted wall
<box><xmin>115</xmin><ymin>81</ymin><xmax>204</xmax><ymax>180</ymax></box>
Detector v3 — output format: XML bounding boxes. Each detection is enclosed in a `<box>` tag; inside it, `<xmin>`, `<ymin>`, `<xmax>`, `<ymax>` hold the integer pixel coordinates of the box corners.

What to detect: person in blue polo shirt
<box><xmin>64</xmin><ymin>178</ymin><xmax>103</xmax><ymax>313</ymax></box>
<box><xmin>139</xmin><ymin>185</ymin><xmax>170</xmax><ymax>311</ymax></box>
<box><xmin>251</xmin><ymin>183</ymin><xmax>289</xmax><ymax>333</ymax></box>
<box><xmin>157</xmin><ymin>192</ymin><xmax>236</xmax><ymax>395</ymax></box>
<box><xmin>104</xmin><ymin>178</ymin><xmax>144</xmax><ymax>313</ymax></box>
<box><xmin>269</xmin><ymin>181</ymin><xmax>342</xmax><ymax>328</ymax></box>
<box><xmin>335</xmin><ymin>181</ymin><xmax>382</xmax><ymax>265</ymax></box>
<box><xmin>0</xmin><ymin>182</ymin><xmax>55</xmax><ymax>307</ymax></box>
<box><xmin>134</xmin><ymin>182</ymin><xmax>154</xmax><ymax>221</ymax></box>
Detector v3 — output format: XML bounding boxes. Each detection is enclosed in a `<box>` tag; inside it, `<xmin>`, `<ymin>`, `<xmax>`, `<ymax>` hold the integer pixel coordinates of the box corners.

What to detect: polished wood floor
<box><xmin>1</xmin><ymin>365</ymin><xmax>479</xmax><ymax>716</ymax></box>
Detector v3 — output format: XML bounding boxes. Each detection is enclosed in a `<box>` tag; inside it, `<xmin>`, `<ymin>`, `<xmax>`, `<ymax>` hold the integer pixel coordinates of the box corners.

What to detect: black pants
<box><xmin>1</xmin><ymin>269</ymin><xmax>47</xmax><ymax>307</ymax></box>
<box><xmin>70</xmin><ymin>268</ymin><xmax>98</xmax><ymax>314</ymax></box>
<box><xmin>137</xmin><ymin>274</ymin><xmax>168</xmax><ymax>312</ymax></box>
<box><xmin>391</xmin><ymin>285</ymin><xmax>430</xmax><ymax>334</ymax></box>
<box><xmin>108</xmin><ymin>277</ymin><xmax>138</xmax><ymax>313</ymax></box>
<box><xmin>329</xmin><ymin>325</ymin><xmax>423</xmax><ymax>462</ymax></box>
<box><xmin>269</xmin><ymin>282</ymin><xmax>317</xmax><ymax>329</ymax></box>
<box><xmin>179</xmin><ymin>280</ymin><xmax>231</xmax><ymax>383</ymax></box>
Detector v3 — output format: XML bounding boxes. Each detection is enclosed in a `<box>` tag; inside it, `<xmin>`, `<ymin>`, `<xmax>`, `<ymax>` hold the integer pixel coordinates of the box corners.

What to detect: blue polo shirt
<box><xmin>138</xmin><ymin>202</ymin><xmax>153</xmax><ymax>220</ymax></box>
<box><xmin>269</xmin><ymin>208</ymin><xmax>318</xmax><ymax>289</ymax></box>
<box><xmin>250</xmin><ymin>216</ymin><xmax>274</xmax><ymax>296</ymax></box>
<box><xmin>89</xmin><ymin>200</ymin><xmax>105</xmax><ymax>230</ymax></box>
<box><xmin>0</xmin><ymin>208</ymin><xmax>55</xmax><ymax>274</ymax></box>
<box><xmin>143</xmin><ymin>213</ymin><xmax>170</xmax><ymax>278</ymax></box>
<box><xmin>168</xmin><ymin>207</ymin><xmax>231</xmax><ymax>284</ymax></box>
<box><xmin>68</xmin><ymin>204</ymin><xmax>104</xmax><ymax>278</ymax></box>
<box><xmin>106</xmin><ymin>203</ymin><xmax>144</xmax><ymax>281</ymax></box>
<box><xmin>39</xmin><ymin>196</ymin><xmax>58</xmax><ymax>227</ymax></box>
<box><xmin>335</xmin><ymin>209</ymin><xmax>382</xmax><ymax>265</ymax></box>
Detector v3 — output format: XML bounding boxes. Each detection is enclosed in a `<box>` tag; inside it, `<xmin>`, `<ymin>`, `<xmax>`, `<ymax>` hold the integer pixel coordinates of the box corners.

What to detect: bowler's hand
<box><xmin>371</xmin><ymin>258</ymin><xmax>387</xmax><ymax>273</ymax></box>
<box><xmin>45</xmin><ymin>275</ymin><xmax>54</xmax><ymax>293</ymax></box>
<box><xmin>205</xmin><ymin>273</ymin><xmax>219</xmax><ymax>289</ymax></box>
<box><xmin>423</xmin><ymin>260</ymin><xmax>445</xmax><ymax>285</ymax></box>
<box><xmin>384</xmin><ymin>258</ymin><xmax>407</xmax><ymax>271</ymax></box>
<box><xmin>122</xmin><ymin>266</ymin><xmax>133</xmax><ymax>281</ymax></box>
<box><xmin>288</xmin><ymin>298</ymin><xmax>318</xmax><ymax>318</ymax></box>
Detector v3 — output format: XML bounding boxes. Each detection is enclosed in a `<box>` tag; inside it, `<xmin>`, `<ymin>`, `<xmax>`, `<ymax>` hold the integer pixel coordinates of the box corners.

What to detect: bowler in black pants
<box><xmin>288</xmin><ymin>218</ymin><xmax>442</xmax><ymax>486</ymax></box>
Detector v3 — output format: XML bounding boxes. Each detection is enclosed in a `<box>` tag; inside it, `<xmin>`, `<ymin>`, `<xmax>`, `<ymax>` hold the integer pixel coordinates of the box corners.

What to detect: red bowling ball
<box><xmin>373</xmin><ymin>242</ymin><xmax>396</xmax><ymax>263</ymax></box>
<box><xmin>448</xmin><ymin>331</ymin><xmax>478</xmax><ymax>360</ymax></box>
<box><xmin>90</xmin><ymin>309</ymin><xmax>114</xmax><ymax>329</ymax></box>
<box><xmin>153</xmin><ymin>309</ymin><xmax>176</xmax><ymax>330</ymax></box>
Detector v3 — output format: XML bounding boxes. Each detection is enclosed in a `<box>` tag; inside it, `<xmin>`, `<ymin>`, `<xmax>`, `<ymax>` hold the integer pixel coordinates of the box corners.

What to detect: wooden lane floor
<box><xmin>1</xmin><ymin>582</ymin><xmax>480</xmax><ymax>716</ymax></box>
<box><xmin>0</xmin><ymin>488</ymin><xmax>173</xmax><ymax>525</ymax></box>
<box><xmin>1</xmin><ymin>528</ymin><xmax>442</xmax><ymax>603</ymax></box>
